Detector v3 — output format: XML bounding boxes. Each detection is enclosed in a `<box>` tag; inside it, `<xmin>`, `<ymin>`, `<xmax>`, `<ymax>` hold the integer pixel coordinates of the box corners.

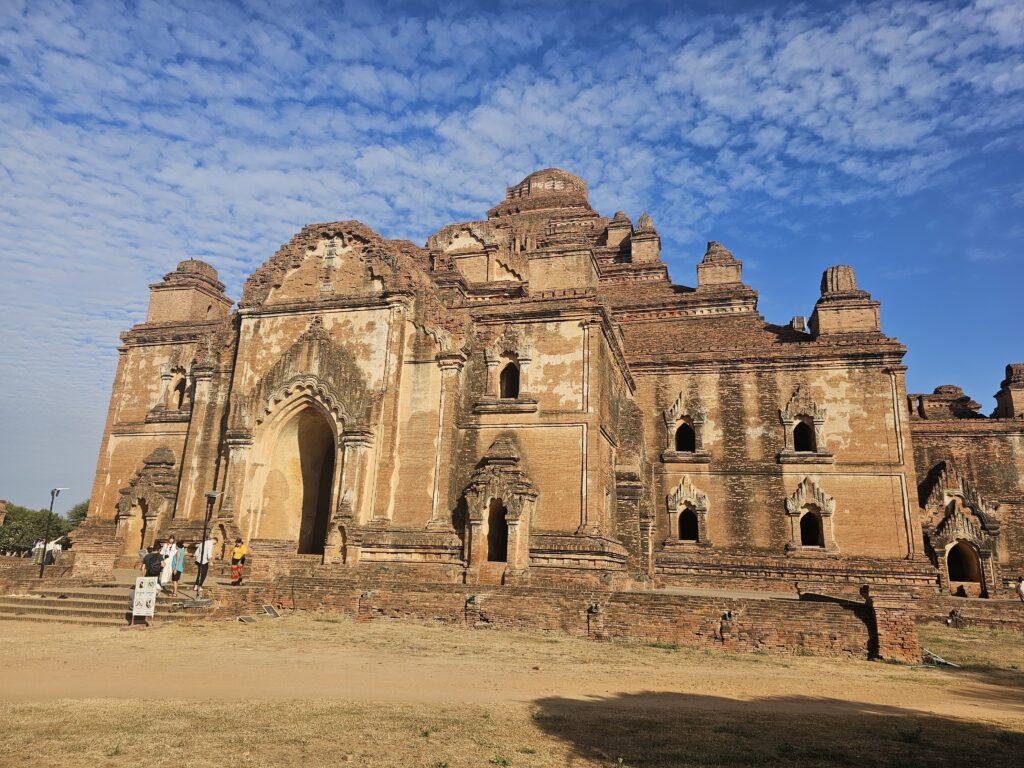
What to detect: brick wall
<box><xmin>209</xmin><ymin>572</ymin><xmax>881</xmax><ymax>660</ymax></box>
<box><xmin>0</xmin><ymin>553</ymin><xmax>76</xmax><ymax>593</ymax></box>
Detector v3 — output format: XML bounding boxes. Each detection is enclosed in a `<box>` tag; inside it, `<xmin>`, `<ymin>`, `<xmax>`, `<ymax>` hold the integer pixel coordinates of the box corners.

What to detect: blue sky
<box><xmin>0</xmin><ymin>0</ymin><xmax>1022</xmax><ymax>513</ymax></box>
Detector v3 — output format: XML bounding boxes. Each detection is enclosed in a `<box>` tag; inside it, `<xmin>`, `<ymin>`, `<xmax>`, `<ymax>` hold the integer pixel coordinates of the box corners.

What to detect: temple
<box><xmin>74</xmin><ymin>169</ymin><xmax>1024</xmax><ymax>606</ymax></box>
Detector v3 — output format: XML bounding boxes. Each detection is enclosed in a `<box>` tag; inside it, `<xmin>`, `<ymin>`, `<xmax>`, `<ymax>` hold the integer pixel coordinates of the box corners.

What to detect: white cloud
<box><xmin>0</xmin><ymin>0</ymin><xmax>1022</xmax><ymax>509</ymax></box>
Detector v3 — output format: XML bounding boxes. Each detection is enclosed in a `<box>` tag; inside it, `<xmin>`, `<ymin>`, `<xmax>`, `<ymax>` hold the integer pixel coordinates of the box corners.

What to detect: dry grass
<box><xmin>1</xmin><ymin>616</ymin><xmax>1022</xmax><ymax>768</ymax></box>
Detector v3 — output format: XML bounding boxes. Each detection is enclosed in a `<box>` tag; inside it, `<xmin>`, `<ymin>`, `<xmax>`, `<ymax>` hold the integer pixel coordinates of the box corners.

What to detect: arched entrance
<box><xmin>258</xmin><ymin>405</ymin><xmax>336</xmax><ymax>555</ymax></box>
<box><xmin>118</xmin><ymin>498</ymin><xmax>149</xmax><ymax>557</ymax></box>
<box><xmin>946</xmin><ymin>541</ymin><xmax>982</xmax><ymax>594</ymax></box>
<box><xmin>487</xmin><ymin>498</ymin><xmax>508</xmax><ymax>562</ymax></box>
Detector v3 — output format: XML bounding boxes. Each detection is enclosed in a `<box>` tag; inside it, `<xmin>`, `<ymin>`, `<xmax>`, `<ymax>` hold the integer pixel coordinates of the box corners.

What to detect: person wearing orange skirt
<box><xmin>230</xmin><ymin>538</ymin><xmax>247</xmax><ymax>586</ymax></box>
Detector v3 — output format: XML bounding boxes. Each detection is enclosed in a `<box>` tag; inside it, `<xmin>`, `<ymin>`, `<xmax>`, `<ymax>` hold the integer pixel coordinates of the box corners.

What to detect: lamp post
<box><xmin>38</xmin><ymin>488</ymin><xmax>68</xmax><ymax>579</ymax></box>
<box><xmin>195</xmin><ymin>490</ymin><xmax>223</xmax><ymax>594</ymax></box>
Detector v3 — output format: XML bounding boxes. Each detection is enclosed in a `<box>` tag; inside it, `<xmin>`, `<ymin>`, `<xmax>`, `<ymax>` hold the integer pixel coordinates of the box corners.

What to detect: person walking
<box><xmin>169</xmin><ymin>540</ymin><xmax>185</xmax><ymax>597</ymax></box>
<box><xmin>193</xmin><ymin>535</ymin><xmax>217</xmax><ymax>597</ymax></box>
<box><xmin>230</xmin><ymin>538</ymin><xmax>247</xmax><ymax>586</ymax></box>
<box><xmin>159</xmin><ymin>537</ymin><xmax>177</xmax><ymax>588</ymax></box>
<box><xmin>1016</xmin><ymin>576</ymin><xmax>1024</xmax><ymax>604</ymax></box>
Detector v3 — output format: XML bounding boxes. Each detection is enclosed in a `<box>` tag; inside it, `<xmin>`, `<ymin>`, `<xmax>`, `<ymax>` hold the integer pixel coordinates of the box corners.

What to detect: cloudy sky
<box><xmin>1</xmin><ymin>0</ymin><xmax>1022</xmax><ymax>513</ymax></box>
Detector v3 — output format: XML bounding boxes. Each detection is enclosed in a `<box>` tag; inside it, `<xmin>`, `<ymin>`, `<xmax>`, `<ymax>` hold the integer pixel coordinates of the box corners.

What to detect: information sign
<box><xmin>132</xmin><ymin>576</ymin><xmax>160</xmax><ymax>618</ymax></box>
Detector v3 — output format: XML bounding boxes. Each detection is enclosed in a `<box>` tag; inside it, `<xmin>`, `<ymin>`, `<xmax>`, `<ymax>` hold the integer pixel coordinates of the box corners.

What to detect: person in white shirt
<box><xmin>158</xmin><ymin>537</ymin><xmax>177</xmax><ymax>588</ymax></box>
<box><xmin>193</xmin><ymin>536</ymin><xmax>218</xmax><ymax>596</ymax></box>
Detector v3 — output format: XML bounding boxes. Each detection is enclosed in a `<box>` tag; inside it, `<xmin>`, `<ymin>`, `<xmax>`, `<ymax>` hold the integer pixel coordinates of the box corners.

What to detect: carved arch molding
<box><xmin>229</xmin><ymin>315</ymin><xmax>379</xmax><ymax>437</ymax></box>
<box><xmin>778</xmin><ymin>386</ymin><xmax>833</xmax><ymax>461</ymax></box>
<box><xmin>921</xmin><ymin>461</ymin><xmax>1001</xmax><ymax>595</ymax></box>
<box><xmin>784</xmin><ymin>476</ymin><xmax>839</xmax><ymax>554</ymax></box>
<box><xmin>662</xmin><ymin>391</ymin><xmax>710</xmax><ymax>463</ymax></box>
<box><xmin>116</xmin><ymin>447</ymin><xmax>179</xmax><ymax>544</ymax></box>
<box><xmin>462</xmin><ymin>434</ymin><xmax>539</xmax><ymax>577</ymax></box>
<box><xmin>665</xmin><ymin>474</ymin><xmax>711</xmax><ymax>546</ymax></box>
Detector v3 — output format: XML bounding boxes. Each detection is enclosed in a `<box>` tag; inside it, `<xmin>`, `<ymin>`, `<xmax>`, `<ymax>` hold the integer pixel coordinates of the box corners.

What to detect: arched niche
<box><xmin>784</xmin><ymin>477</ymin><xmax>838</xmax><ymax>555</ymax></box>
<box><xmin>665</xmin><ymin>475</ymin><xmax>710</xmax><ymax>547</ymax></box>
<box><xmin>661</xmin><ymin>394</ymin><xmax>709</xmax><ymax>464</ymax></box>
<box><xmin>946</xmin><ymin>541</ymin><xmax>982</xmax><ymax>595</ymax></box>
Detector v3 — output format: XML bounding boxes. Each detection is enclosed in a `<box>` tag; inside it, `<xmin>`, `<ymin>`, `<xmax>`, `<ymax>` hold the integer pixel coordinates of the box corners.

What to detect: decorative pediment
<box><xmin>934</xmin><ymin>506</ymin><xmax>987</xmax><ymax>544</ymax></box>
<box><xmin>785</xmin><ymin>477</ymin><xmax>835</xmax><ymax>517</ymax></box>
<box><xmin>781</xmin><ymin>385</ymin><xmax>825</xmax><ymax>423</ymax></box>
<box><xmin>667</xmin><ymin>475</ymin><xmax>708</xmax><ymax>512</ymax></box>
<box><xmin>463</xmin><ymin>434</ymin><xmax>539</xmax><ymax>522</ymax></box>
<box><xmin>117</xmin><ymin>447</ymin><xmax>178</xmax><ymax>520</ymax></box>
<box><xmin>921</xmin><ymin>460</ymin><xmax>1000</xmax><ymax>537</ymax></box>
<box><xmin>230</xmin><ymin>315</ymin><xmax>377</xmax><ymax>433</ymax></box>
<box><xmin>426</xmin><ymin>222</ymin><xmax>504</xmax><ymax>253</ymax></box>
<box><xmin>484</xmin><ymin>324</ymin><xmax>534</xmax><ymax>362</ymax></box>
<box><xmin>664</xmin><ymin>391</ymin><xmax>706</xmax><ymax>426</ymax></box>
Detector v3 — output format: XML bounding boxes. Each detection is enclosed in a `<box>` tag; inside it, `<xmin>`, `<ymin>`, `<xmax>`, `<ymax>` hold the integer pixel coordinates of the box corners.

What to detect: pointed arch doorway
<box><xmin>257</xmin><ymin>404</ymin><xmax>337</xmax><ymax>555</ymax></box>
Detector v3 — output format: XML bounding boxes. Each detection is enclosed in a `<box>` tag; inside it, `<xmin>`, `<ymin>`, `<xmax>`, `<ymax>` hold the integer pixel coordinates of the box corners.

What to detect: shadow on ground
<box><xmin>532</xmin><ymin>691</ymin><xmax>1024</xmax><ymax>768</ymax></box>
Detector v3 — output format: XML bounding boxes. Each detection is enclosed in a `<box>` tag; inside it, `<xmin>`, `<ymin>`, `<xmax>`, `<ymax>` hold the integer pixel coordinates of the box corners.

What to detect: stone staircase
<box><xmin>0</xmin><ymin>584</ymin><xmax>209</xmax><ymax>627</ymax></box>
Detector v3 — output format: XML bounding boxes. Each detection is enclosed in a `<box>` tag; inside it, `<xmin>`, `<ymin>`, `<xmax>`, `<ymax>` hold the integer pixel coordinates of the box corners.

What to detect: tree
<box><xmin>67</xmin><ymin>500</ymin><xmax>89</xmax><ymax>528</ymax></box>
<box><xmin>0</xmin><ymin>504</ymin><xmax>73</xmax><ymax>554</ymax></box>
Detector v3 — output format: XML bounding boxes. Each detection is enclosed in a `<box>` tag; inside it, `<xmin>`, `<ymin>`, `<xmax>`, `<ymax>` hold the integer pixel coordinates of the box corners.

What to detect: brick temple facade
<box><xmin>74</xmin><ymin>169</ymin><xmax>1024</xmax><ymax>603</ymax></box>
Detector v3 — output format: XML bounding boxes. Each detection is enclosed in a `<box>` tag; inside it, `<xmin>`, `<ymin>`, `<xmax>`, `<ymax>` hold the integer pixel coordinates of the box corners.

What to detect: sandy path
<box><xmin>1</xmin><ymin>616</ymin><xmax>1021</xmax><ymax>727</ymax></box>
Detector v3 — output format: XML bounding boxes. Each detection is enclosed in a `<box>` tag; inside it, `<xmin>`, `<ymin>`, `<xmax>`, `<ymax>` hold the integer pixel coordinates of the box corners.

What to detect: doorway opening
<box><xmin>487</xmin><ymin>498</ymin><xmax>508</xmax><ymax>562</ymax></box>
<box><xmin>946</xmin><ymin>541</ymin><xmax>981</xmax><ymax>587</ymax></box>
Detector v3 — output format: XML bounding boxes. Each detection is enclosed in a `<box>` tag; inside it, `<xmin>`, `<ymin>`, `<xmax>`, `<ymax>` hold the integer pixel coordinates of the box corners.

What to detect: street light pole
<box><xmin>39</xmin><ymin>488</ymin><xmax>68</xmax><ymax>579</ymax></box>
<box><xmin>195</xmin><ymin>490</ymin><xmax>223</xmax><ymax>594</ymax></box>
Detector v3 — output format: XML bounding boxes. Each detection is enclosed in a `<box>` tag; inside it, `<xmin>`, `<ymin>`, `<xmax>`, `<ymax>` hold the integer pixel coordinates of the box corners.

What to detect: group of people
<box><xmin>139</xmin><ymin>535</ymin><xmax>248</xmax><ymax>596</ymax></box>
<box><xmin>31</xmin><ymin>538</ymin><xmax>64</xmax><ymax>565</ymax></box>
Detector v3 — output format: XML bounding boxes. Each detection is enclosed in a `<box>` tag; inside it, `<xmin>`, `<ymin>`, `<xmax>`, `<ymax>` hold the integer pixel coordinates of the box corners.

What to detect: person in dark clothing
<box><xmin>141</xmin><ymin>546</ymin><xmax>164</xmax><ymax>583</ymax></box>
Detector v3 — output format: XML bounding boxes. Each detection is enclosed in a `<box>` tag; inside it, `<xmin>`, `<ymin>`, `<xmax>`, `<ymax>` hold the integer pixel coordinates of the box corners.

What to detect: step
<box><xmin>0</xmin><ymin>600</ymin><xmax>131</xmax><ymax>619</ymax></box>
<box><xmin>25</xmin><ymin>591</ymin><xmax>133</xmax><ymax>605</ymax></box>
<box><xmin>0</xmin><ymin>613</ymin><xmax>126</xmax><ymax>627</ymax></box>
<box><xmin>28</xmin><ymin>588</ymin><xmax>187</xmax><ymax>603</ymax></box>
<box><xmin>0</xmin><ymin>596</ymin><xmax>130</xmax><ymax>611</ymax></box>
<box><xmin>0</xmin><ymin>599</ymin><xmax>196</xmax><ymax>622</ymax></box>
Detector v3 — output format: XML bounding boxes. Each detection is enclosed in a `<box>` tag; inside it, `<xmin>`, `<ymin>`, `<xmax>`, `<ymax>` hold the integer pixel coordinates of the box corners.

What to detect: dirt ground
<box><xmin>1</xmin><ymin>615</ymin><xmax>1022</xmax><ymax>767</ymax></box>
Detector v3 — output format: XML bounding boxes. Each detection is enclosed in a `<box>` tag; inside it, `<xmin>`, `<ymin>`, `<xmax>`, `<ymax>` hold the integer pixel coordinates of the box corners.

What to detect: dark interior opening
<box><xmin>793</xmin><ymin>419</ymin><xmax>816</xmax><ymax>452</ymax></box>
<box><xmin>174</xmin><ymin>378</ymin><xmax>187</xmax><ymax>410</ymax></box>
<box><xmin>675</xmin><ymin>423</ymin><xmax>696</xmax><ymax>452</ymax></box>
<box><xmin>487</xmin><ymin>498</ymin><xmax>508</xmax><ymax>562</ymax></box>
<box><xmin>678</xmin><ymin>508</ymin><xmax>699</xmax><ymax>541</ymax></box>
<box><xmin>297</xmin><ymin>410</ymin><xmax>335</xmax><ymax>555</ymax></box>
<box><xmin>800</xmin><ymin>510</ymin><xmax>824</xmax><ymax>547</ymax></box>
<box><xmin>499</xmin><ymin>363</ymin><xmax>520</xmax><ymax>399</ymax></box>
<box><xmin>947</xmin><ymin>541</ymin><xmax>981</xmax><ymax>583</ymax></box>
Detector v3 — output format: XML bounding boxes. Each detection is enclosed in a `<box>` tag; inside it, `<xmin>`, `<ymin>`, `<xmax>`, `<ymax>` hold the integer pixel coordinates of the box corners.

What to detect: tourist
<box><xmin>169</xmin><ymin>540</ymin><xmax>185</xmax><ymax>597</ymax></box>
<box><xmin>140</xmin><ymin>545</ymin><xmax>164</xmax><ymax>583</ymax></box>
<box><xmin>193</xmin><ymin>535</ymin><xmax>217</xmax><ymax>596</ymax></box>
<box><xmin>1016</xmin><ymin>576</ymin><xmax>1024</xmax><ymax>604</ymax></box>
<box><xmin>230</xmin><ymin>538</ymin><xmax>247</xmax><ymax>586</ymax></box>
<box><xmin>159</xmin><ymin>536</ymin><xmax>177</xmax><ymax>587</ymax></box>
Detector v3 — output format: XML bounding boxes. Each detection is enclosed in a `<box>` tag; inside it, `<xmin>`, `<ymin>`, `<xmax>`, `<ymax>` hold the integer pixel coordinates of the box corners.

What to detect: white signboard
<box><xmin>132</xmin><ymin>577</ymin><xmax>160</xmax><ymax>618</ymax></box>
